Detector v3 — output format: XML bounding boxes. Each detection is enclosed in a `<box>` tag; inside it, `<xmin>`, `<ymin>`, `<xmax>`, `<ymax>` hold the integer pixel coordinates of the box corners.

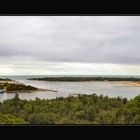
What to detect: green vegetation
<box><xmin>1</xmin><ymin>93</ymin><xmax>140</xmax><ymax>124</ymax></box>
<box><xmin>0</xmin><ymin>83</ymin><xmax>38</xmax><ymax>92</ymax></box>
<box><xmin>0</xmin><ymin>78</ymin><xmax>12</xmax><ymax>81</ymax></box>
<box><xmin>0</xmin><ymin>114</ymin><xmax>28</xmax><ymax>124</ymax></box>
<box><xmin>28</xmin><ymin>77</ymin><xmax>140</xmax><ymax>82</ymax></box>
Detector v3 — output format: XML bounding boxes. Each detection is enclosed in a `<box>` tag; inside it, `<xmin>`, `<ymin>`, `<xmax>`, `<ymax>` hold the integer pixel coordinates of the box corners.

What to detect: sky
<box><xmin>0</xmin><ymin>16</ymin><xmax>140</xmax><ymax>75</ymax></box>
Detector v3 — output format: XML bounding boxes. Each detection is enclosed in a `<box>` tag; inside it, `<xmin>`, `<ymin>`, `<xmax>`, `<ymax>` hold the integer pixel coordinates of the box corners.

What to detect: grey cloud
<box><xmin>0</xmin><ymin>16</ymin><xmax>140</xmax><ymax>64</ymax></box>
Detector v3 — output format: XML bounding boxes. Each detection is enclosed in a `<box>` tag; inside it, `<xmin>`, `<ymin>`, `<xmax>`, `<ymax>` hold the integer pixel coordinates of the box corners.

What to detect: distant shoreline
<box><xmin>27</xmin><ymin>77</ymin><xmax>140</xmax><ymax>82</ymax></box>
<box><xmin>6</xmin><ymin>88</ymin><xmax>58</xmax><ymax>93</ymax></box>
<box><xmin>0</xmin><ymin>80</ymin><xmax>17</xmax><ymax>84</ymax></box>
<box><xmin>27</xmin><ymin>77</ymin><xmax>140</xmax><ymax>87</ymax></box>
<box><xmin>110</xmin><ymin>81</ymin><xmax>140</xmax><ymax>87</ymax></box>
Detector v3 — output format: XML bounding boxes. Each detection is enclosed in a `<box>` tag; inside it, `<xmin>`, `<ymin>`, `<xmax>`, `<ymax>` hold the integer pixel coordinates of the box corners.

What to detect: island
<box><xmin>27</xmin><ymin>76</ymin><xmax>140</xmax><ymax>81</ymax></box>
<box><xmin>0</xmin><ymin>78</ymin><xmax>12</xmax><ymax>81</ymax></box>
<box><xmin>27</xmin><ymin>76</ymin><xmax>140</xmax><ymax>87</ymax></box>
<box><xmin>0</xmin><ymin>78</ymin><xmax>15</xmax><ymax>83</ymax></box>
<box><xmin>0</xmin><ymin>78</ymin><xmax>57</xmax><ymax>93</ymax></box>
<box><xmin>0</xmin><ymin>81</ymin><xmax>38</xmax><ymax>93</ymax></box>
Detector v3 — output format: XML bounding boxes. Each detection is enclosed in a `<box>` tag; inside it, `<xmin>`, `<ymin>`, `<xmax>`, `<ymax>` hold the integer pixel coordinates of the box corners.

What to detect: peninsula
<box><xmin>0</xmin><ymin>78</ymin><xmax>57</xmax><ymax>93</ymax></box>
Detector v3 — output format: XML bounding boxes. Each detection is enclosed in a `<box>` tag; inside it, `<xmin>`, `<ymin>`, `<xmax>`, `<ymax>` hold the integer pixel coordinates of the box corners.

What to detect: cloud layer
<box><xmin>0</xmin><ymin>16</ymin><xmax>140</xmax><ymax>75</ymax></box>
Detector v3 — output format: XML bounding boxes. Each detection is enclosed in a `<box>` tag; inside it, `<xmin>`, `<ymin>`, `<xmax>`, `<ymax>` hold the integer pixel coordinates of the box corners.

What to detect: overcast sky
<box><xmin>0</xmin><ymin>16</ymin><xmax>140</xmax><ymax>75</ymax></box>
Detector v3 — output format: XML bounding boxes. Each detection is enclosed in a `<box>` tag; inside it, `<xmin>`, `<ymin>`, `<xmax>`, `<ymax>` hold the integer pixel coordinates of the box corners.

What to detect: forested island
<box><xmin>28</xmin><ymin>77</ymin><xmax>140</xmax><ymax>82</ymax></box>
<box><xmin>0</xmin><ymin>78</ymin><xmax>38</xmax><ymax>93</ymax></box>
<box><xmin>0</xmin><ymin>82</ymin><xmax>38</xmax><ymax>93</ymax></box>
<box><xmin>1</xmin><ymin>93</ymin><xmax>140</xmax><ymax>124</ymax></box>
<box><xmin>0</xmin><ymin>79</ymin><xmax>57</xmax><ymax>93</ymax></box>
<box><xmin>0</xmin><ymin>78</ymin><xmax>12</xmax><ymax>81</ymax></box>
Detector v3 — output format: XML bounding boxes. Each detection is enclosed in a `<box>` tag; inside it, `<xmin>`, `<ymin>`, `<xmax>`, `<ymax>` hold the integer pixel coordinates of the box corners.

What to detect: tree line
<box><xmin>28</xmin><ymin>77</ymin><xmax>140</xmax><ymax>81</ymax></box>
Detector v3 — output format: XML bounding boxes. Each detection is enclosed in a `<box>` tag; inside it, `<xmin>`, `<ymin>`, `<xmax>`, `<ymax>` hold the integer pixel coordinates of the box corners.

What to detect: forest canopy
<box><xmin>0</xmin><ymin>93</ymin><xmax>140</xmax><ymax>124</ymax></box>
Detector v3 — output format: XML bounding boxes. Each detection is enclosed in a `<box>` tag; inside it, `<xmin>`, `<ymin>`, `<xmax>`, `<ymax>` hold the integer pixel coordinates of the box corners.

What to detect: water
<box><xmin>1</xmin><ymin>75</ymin><xmax>140</xmax><ymax>101</ymax></box>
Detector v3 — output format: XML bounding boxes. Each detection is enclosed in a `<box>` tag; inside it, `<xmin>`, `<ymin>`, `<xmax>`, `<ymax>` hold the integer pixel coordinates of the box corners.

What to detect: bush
<box><xmin>0</xmin><ymin>114</ymin><xmax>27</xmax><ymax>124</ymax></box>
<box><xmin>28</xmin><ymin>113</ymin><xmax>56</xmax><ymax>124</ymax></box>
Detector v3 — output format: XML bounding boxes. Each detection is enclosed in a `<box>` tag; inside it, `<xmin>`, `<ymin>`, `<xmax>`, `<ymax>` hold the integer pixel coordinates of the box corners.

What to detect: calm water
<box><xmin>1</xmin><ymin>75</ymin><xmax>140</xmax><ymax>101</ymax></box>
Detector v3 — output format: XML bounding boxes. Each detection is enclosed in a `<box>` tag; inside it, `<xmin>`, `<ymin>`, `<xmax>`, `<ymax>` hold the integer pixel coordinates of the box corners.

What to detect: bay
<box><xmin>1</xmin><ymin>75</ymin><xmax>140</xmax><ymax>101</ymax></box>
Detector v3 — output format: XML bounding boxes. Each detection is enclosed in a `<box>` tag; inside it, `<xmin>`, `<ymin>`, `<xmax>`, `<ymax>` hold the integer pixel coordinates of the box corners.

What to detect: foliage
<box><xmin>0</xmin><ymin>93</ymin><xmax>140</xmax><ymax>124</ymax></box>
<box><xmin>0</xmin><ymin>78</ymin><xmax>12</xmax><ymax>81</ymax></box>
<box><xmin>0</xmin><ymin>113</ymin><xmax>27</xmax><ymax>124</ymax></box>
<box><xmin>0</xmin><ymin>83</ymin><xmax>38</xmax><ymax>92</ymax></box>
